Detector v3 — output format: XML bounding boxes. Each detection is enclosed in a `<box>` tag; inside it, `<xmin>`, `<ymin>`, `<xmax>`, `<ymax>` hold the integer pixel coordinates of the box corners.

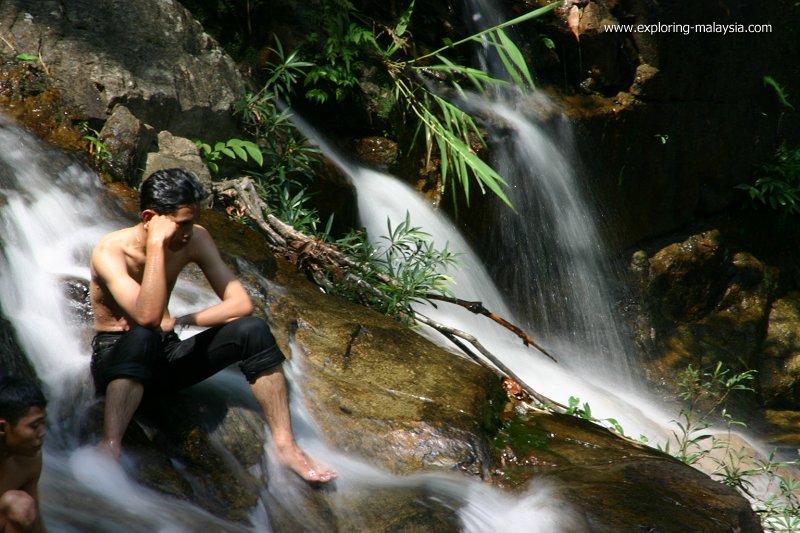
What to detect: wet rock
<box><xmin>0</xmin><ymin>0</ymin><xmax>244</xmax><ymax>141</ymax></box>
<box><xmin>760</xmin><ymin>292</ymin><xmax>800</xmax><ymax>410</ymax></box>
<box><xmin>491</xmin><ymin>411</ymin><xmax>763</xmax><ymax>533</ymax></box>
<box><xmin>0</xmin><ymin>315</ymin><xmax>38</xmax><ymax>382</ymax></box>
<box><xmin>98</xmin><ymin>104</ymin><xmax>156</xmax><ymax>184</ymax></box>
<box><xmin>645</xmin><ymin>230</ymin><xmax>729</xmax><ymax>322</ymax></box>
<box><xmin>633</xmin><ymin>231</ymin><xmax>771</xmax><ymax>377</ymax></box>
<box><xmin>254</xmin><ymin>259</ymin><xmax>497</xmax><ymax>477</ymax></box>
<box><xmin>353</xmin><ymin>136</ymin><xmax>399</xmax><ymax>170</ymax></box>
<box><xmin>143</xmin><ymin>130</ymin><xmax>212</xmax><ymax>193</ymax></box>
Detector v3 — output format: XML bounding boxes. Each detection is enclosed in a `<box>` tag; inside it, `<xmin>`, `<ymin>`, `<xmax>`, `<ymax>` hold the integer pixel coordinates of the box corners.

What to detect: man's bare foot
<box><xmin>274</xmin><ymin>442</ymin><xmax>336</xmax><ymax>483</ymax></box>
<box><xmin>95</xmin><ymin>439</ymin><xmax>121</xmax><ymax>461</ymax></box>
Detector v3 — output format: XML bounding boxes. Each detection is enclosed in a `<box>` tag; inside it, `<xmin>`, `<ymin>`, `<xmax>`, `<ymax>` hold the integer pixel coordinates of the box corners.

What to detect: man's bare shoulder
<box><xmin>91</xmin><ymin>227</ymin><xmax>135</xmax><ymax>262</ymax></box>
<box><xmin>94</xmin><ymin>227</ymin><xmax>135</xmax><ymax>250</ymax></box>
<box><xmin>186</xmin><ymin>225</ymin><xmax>217</xmax><ymax>254</ymax></box>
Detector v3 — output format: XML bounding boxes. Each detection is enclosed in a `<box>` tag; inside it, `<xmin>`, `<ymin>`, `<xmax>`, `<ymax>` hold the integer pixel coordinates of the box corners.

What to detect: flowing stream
<box><xmin>0</xmin><ymin>116</ymin><xmax>583</xmax><ymax>531</ymax></box>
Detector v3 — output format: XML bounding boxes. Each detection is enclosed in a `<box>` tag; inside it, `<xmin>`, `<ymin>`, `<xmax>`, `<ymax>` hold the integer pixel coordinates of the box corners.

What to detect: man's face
<box><xmin>166</xmin><ymin>205</ymin><xmax>198</xmax><ymax>251</ymax></box>
<box><xmin>1</xmin><ymin>405</ymin><xmax>46</xmax><ymax>457</ymax></box>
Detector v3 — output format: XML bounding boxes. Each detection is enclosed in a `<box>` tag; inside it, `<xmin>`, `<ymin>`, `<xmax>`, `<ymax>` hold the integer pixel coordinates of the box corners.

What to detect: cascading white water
<box><xmin>287</xmin><ymin>111</ymin><xmax>674</xmax><ymax>440</ymax></box>
<box><xmin>459</xmin><ymin>0</ymin><xmax>635</xmax><ymax>382</ymax></box>
<box><xmin>0</xmin><ymin>117</ymin><xmax>268</xmax><ymax>532</ymax></box>
<box><xmin>474</xmin><ymin>93</ymin><xmax>635</xmax><ymax>382</ymax></box>
<box><xmin>0</xmin><ymin>117</ymin><xmax>583</xmax><ymax>531</ymax></box>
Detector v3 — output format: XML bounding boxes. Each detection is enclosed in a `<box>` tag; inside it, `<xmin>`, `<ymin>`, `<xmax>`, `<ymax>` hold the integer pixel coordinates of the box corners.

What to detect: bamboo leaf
<box><xmin>409</xmin><ymin>1</ymin><xmax>559</xmax><ymax>63</ymax></box>
<box><xmin>485</xmin><ymin>32</ymin><xmax>523</xmax><ymax>88</ymax></box>
<box><xmin>496</xmin><ymin>29</ymin><xmax>534</xmax><ymax>88</ymax></box>
<box><xmin>437</xmin><ymin>133</ymin><xmax>449</xmax><ymax>187</ymax></box>
<box><xmin>395</xmin><ymin>0</ymin><xmax>415</xmax><ymax>36</ymax></box>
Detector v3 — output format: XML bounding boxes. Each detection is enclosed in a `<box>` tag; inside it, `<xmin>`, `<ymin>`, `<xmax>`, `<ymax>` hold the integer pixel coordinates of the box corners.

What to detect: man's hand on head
<box><xmin>144</xmin><ymin>214</ymin><xmax>179</xmax><ymax>248</ymax></box>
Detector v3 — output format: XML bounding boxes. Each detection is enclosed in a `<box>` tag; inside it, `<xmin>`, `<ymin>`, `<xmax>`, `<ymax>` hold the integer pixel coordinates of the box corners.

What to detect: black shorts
<box><xmin>90</xmin><ymin>316</ymin><xmax>286</xmax><ymax>394</ymax></box>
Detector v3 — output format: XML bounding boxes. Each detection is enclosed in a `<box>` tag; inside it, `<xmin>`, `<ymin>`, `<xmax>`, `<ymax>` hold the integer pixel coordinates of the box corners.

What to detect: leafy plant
<box><xmin>764</xmin><ymin>75</ymin><xmax>795</xmax><ymax>110</ymax></box>
<box><xmin>378</xmin><ymin>3</ymin><xmax>561</xmax><ymax>210</ymax></box>
<box><xmin>15</xmin><ymin>53</ymin><xmax>39</xmax><ymax>62</ymax></box>
<box><xmin>737</xmin><ymin>143</ymin><xmax>800</xmax><ymax>216</ymax></box>
<box><xmin>659</xmin><ymin>362</ymin><xmax>755</xmax><ymax>465</ymax></box>
<box><xmin>751</xmin><ymin>451</ymin><xmax>800</xmax><ymax>533</ymax></box>
<box><xmin>303</xmin><ymin>0</ymin><xmax>376</xmax><ymax>103</ymax></box>
<box><xmin>651</xmin><ymin>363</ymin><xmax>800</xmax><ymax>531</ymax></box>
<box><xmin>253</xmin><ymin>171</ymin><xmax>325</xmax><ymax>235</ymax></box>
<box><xmin>79</xmin><ymin>121</ymin><xmax>112</xmax><ymax>172</ymax></box>
<box><xmin>234</xmin><ymin>38</ymin><xmax>321</xmax><ymax>186</ymax></box>
<box><xmin>331</xmin><ymin>212</ymin><xmax>460</xmax><ymax>319</ymax></box>
<box><xmin>196</xmin><ymin>138</ymin><xmax>264</xmax><ymax>174</ymax></box>
<box><xmin>561</xmin><ymin>396</ymin><xmax>641</xmax><ymax>440</ymax></box>
<box><xmin>296</xmin><ymin>1</ymin><xmax>558</xmax><ymax>210</ymax></box>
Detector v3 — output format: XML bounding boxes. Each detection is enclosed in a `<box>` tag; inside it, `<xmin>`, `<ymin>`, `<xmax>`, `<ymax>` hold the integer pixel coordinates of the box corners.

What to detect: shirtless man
<box><xmin>89</xmin><ymin>167</ymin><xmax>334</xmax><ymax>483</ymax></box>
<box><xmin>0</xmin><ymin>376</ymin><xmax>47</xmax><ymax>533</ymax></box>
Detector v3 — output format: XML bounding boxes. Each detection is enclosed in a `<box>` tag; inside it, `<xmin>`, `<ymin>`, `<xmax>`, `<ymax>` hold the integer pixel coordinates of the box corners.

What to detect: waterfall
<box><xmin>0</xmin><ymin>116</ymin><xmax>584</xmax><ymax>531</ymax></box>
<box><xmin>287</xmin><ymin>109</ymin><xmax>673</xmax><ymax>442</ymax></box>
<box><xmin>0</xmin><ymin>116</ymin><xmax>265</xmax><ymax>531</ymax></box>
<box><xmin>475</xmin><ymin>93</ymin><xmax>634</xmax><ymax>381</ymax></box>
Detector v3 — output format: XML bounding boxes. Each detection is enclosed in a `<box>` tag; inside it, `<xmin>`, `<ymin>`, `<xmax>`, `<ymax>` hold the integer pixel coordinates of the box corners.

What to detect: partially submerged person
<box><xmin>0</xmin><ymin>376</ymin><xmax>47</xmax><ymax>533</ymax></box>
<box><xmin>89</xmin><ymin>167</ymin><xmax>335</xmax><ymax>483</ymax></box>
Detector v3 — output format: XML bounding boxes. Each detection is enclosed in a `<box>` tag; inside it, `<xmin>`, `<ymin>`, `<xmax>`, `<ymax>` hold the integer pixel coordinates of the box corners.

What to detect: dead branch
<box><xmin>411</xmin><ymin>310</ymin><xmax>566</xmax><ymax>411</ymax></box>
<box><xmin>211</xmin><ymin>177</ymin><xmax>561</xmax><ymax>408</ymax></box>
<box><xmin>424</xmin><ymin>294</ymin><xmax>556</xmax><ymax>363</ymax></box>
<box><xmin>214</xmin><ymin>178</ymin><xmax>286</xmax><ymax>248</ymax></box>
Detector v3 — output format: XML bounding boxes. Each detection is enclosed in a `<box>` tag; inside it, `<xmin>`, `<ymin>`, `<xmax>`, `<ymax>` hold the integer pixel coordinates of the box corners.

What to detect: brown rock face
<box><xmin>761</xmin><ymin>293</ymin><xmax>800</xmax><ymax>409</ymax></box>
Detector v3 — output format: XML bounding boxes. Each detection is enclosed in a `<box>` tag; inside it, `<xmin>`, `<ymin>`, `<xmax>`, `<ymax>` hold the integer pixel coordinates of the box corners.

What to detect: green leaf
<box><xmin>496</xmin><ymin>29</ymin><xmax>534</xmax><ymax>88</ymax></box>
<box><xmin>395</xmin><ymin>0</ymin><xmax>415</xmax><ymax>36</ymax></box>
<box><xmin>244</xmin><ymin>143</ymin><xmax>264</xmax><ymax>166</ymax></box>
<box><xmin>230</xmin><ymin>144</ymin><xmax>248</xmax><ymax>161</ymax></box>
<box><xmin>764</xmin><ymin>75</ymin><xmax>795</xmax><ymax>110</ymax></box>
<box><xmin>16</xmin><ymin>53</ymin><xmax>39</xmax><ymax>62</ymax></box>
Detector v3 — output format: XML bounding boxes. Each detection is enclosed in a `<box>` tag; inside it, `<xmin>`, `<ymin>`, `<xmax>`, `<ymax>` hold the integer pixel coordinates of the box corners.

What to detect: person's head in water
<box><xmin>140</xmin><ymin>168</ymin><xmax>207</xmax><ymax>215</ymax></box>
<box><xmin>0</xmin><ymin>376</ymin><xmax>47</xmax><ymax>457</ymax></box>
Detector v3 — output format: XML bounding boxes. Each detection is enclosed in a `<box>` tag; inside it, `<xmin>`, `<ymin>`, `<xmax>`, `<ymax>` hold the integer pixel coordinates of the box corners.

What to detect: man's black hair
<box><xmin>0</xmin><ymin>376</ymin><xmax>47</xmax><ymax>426</ymax></box>
<box><xmin>140</xmin><ymin>168</ymin><xmax>207</xmax><ymax>215</ymax></box>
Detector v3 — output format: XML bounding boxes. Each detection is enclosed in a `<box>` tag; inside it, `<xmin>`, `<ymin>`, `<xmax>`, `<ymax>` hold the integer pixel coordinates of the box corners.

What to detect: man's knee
<box><xmin>229</xmin><ymin>317</ymin><xmax>286</xmax><ymax>383</ymax></box>
<box><xmin>228</xmin><ymin>316</ymin><xmax>270</xmax><ymax>337</ymax></box>
<box><xmin>0</xmin><ymin>490</ymin><xmax>37</xmax><ymax>530</ymax></box>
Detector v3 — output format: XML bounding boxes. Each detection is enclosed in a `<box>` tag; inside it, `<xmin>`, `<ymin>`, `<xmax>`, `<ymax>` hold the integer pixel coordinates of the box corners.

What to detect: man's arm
<box><xmin>175</xmin><ymin>226</ymin><xmax>253</xmax><ymax>328</ymax></box>
<box><xmin>21</xmin><ymin>454</ymin><xmax>45</xmax><ymax>533</ymax></box>
<box><xmin>92</xmin><ymin>217</ymin><xmax>177</xmax><ymax>328</ymax></box>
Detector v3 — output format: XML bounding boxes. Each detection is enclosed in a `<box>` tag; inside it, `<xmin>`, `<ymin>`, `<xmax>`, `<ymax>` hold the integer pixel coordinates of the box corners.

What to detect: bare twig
<box><xmin>411</xmin><ymin>310</ymin><xmax>566</xmax><ymax>411</ymax></box>
<box><xmin>0</xmin><ymin>33</ymin><xmax>15</xmax><ymax>52</ymax></box>
<box><xmin>210</xmin><ymin>177</ymin><xmax>562</xmax><ymax>408</ymax></box>
<box><xmin>425</xmin><ymin>294</ymin><xmax>556</xmax><ymax>362</ymax></box>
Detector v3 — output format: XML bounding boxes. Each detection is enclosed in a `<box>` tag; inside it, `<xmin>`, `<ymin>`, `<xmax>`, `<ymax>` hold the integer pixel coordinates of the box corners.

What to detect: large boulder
<box><xmin>627</xmin><ymin>230</ymin><xmax>772</xmax><ymax>384</ymax></box>
<box><xmin>0</xmin><ymin>0</ymin><xmax>244</xmax><ymax>141</ymax></box>
<box><xmin>0</xmin><ymin>315</ymin><xmax>38</xmax><ymax>382</ymax></box>
<box><xmin>760</xmin><ymin>292</ymin><xmax>800</xmax><ymax>410</ymax></box>
<box><xmin>490</xmin><ymin>410</ymin><xmax>762</xmax><ymax>532</ymax></box>
<box><xmin>57</xmin><ymin>199</ymin><xmax>763</xmax><ymax>532</ymax></box>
